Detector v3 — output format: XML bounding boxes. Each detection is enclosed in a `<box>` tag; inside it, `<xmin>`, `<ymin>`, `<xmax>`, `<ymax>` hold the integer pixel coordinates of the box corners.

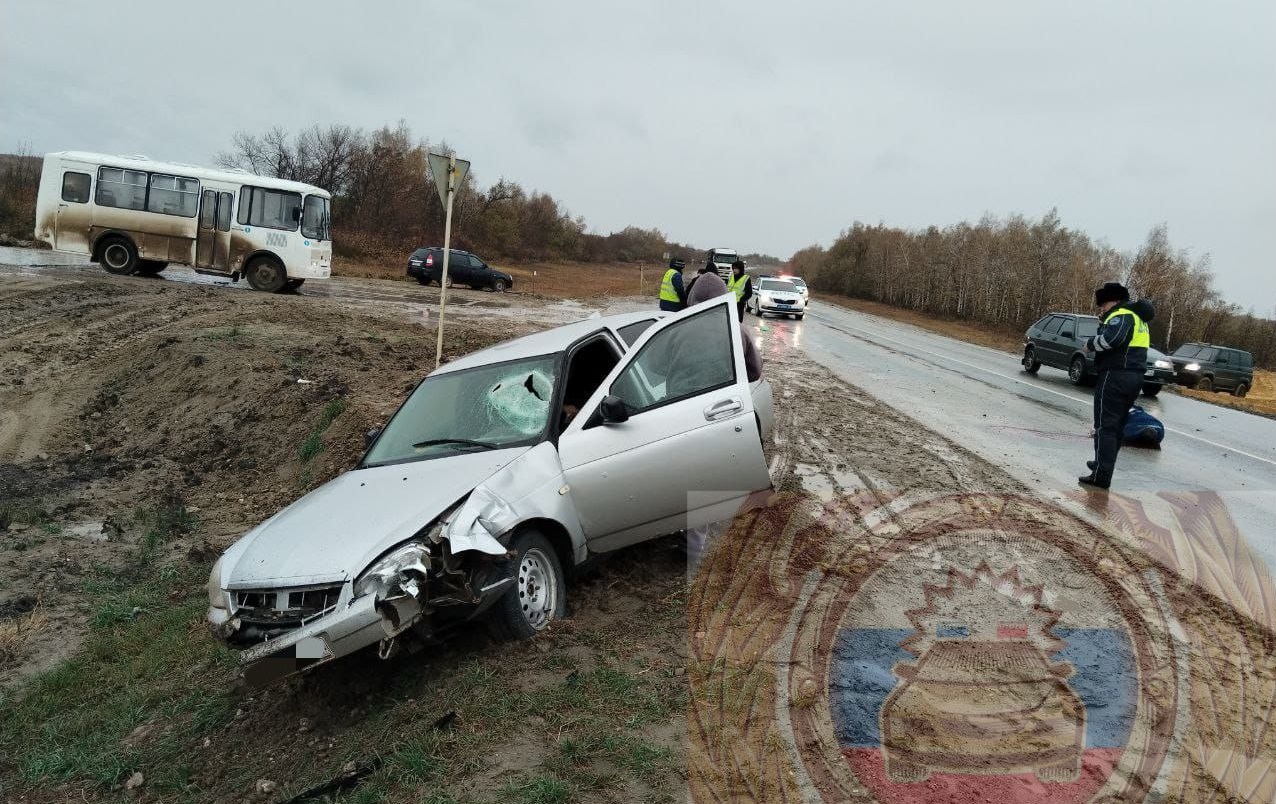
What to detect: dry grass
<box><xmin>0</xmin><ymin>608</ymin><xmax>49</xmax><ymax>666</ymax></box>
<box><xmin>814</xmin><ymin>292</ymin><xmax>1276</xmax><ymax>419</ymax></box>
<box><xmin>332</xmin><ymin>256</ymin><xmax>655</xmax><ymax>299</ymax></box>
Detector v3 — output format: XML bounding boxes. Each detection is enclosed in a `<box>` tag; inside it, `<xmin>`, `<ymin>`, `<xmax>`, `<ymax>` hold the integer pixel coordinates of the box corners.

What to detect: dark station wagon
<box><xmin>1021</xmin><ymin>313</ymin><xmax>1173</xmax><ymax>396</ymax></box>
<box><xmin>407</xmin><ymin>247</ymin><xmax>513</xmax><ymax>292</ymax></box>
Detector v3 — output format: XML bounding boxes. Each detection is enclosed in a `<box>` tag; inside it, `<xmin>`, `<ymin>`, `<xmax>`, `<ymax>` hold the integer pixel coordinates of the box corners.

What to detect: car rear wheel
<box><xmin>443</xmin><ymin>275</ymin><xmax>454</xmax><ymax>289</ymax></box>
<box><xmin>1068</xmin><ymin>356</ymin><xmax>1087</xmax><ymax>385</ymax></box>
<box><xmin>1234</xmin><ymin>382</ymin><xmax>1249</xmax><ymax>398</ymax></box>
<box><xmin>1198</xmin><ymin>376</ymin><xmax>1214</xmax><ymax>393</ymax></box>
<box><xmin>283</xmin><ymin>279</ymin><xmax>305</xmax><ymax>292</ymax></box>
<box><xmin>1022</xmin><ymin>346</ymin><xmax>1041</xmax><ymax>374</ymax></box>
<box><xmin>489</xmin><ymin>529</ymin><xmax>566</xmax><ymax>642</ymax></box>
<box><xmin>415</xmin><ymin>275</ymin><xmax>431</xmax><ymax>286</ymax></box>
<box><xmin>492</xmin><ymin>279</ymin><xmax>507</xmax><ymax>292</ymax></box>
<box><xmin>99</xmin><ymin>236</ymin><xmax>138</xmax><ymax>275</ymax></box>
<box><xmin>136</xmin><ymin>259</ymin><xmax>167</xmax><ymax>276</ymax></box>
<box><xmin>1142</xmin><ymin>383</ymin><xmax>1161</xmax><ymax>397</ymax></box>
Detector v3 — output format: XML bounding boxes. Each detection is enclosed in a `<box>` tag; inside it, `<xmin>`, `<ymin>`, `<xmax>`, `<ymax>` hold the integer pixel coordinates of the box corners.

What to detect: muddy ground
<box><xmin>1</xmin><ymin>271</ymin><xmax>1271</xmax><ymax>802</ymax></box>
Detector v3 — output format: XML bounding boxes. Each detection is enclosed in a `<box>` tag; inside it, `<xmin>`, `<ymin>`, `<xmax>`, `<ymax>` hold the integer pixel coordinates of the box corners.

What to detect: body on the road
<box><xmin>1081</xmin><ymin>283</ymin><xmax>1153</xmax><ymax>490</ymax></box>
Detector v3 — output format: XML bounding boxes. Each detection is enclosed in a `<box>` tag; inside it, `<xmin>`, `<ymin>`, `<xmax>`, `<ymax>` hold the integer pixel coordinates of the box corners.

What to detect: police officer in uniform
<box><xmin>658</xmin><ymin>257</ymin><xmax>687</xmax><ymax>312</ymax></box>
<box><xmin>1080</xmin><ymin>282</ymin><xmax>1155</xmax><ymax>490</ymax></box>
<box><xmin>727</xmin><ymin>260</ymin><xmax>752</xmax><ymax>321</ymax></box>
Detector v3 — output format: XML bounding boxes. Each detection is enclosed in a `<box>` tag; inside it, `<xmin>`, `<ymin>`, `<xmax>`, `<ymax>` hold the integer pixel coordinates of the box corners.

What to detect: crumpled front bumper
<box><xmin>218</xmin><ymin>593</ymin><xmax>386</xmax><ymax>683</ymax></box>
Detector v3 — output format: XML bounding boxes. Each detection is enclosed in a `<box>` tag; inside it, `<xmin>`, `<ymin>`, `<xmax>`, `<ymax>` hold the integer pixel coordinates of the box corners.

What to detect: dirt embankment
<box><xmin>0</xmin><ymin>274</ymin><xmax>540</xmax><ymax>684</ymax></box>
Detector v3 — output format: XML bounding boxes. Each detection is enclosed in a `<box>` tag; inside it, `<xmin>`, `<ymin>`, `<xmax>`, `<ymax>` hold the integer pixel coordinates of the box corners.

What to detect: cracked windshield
<box><xmin>1</xmin><ymin>2</ymin><xmax>1273</xmax><ymax>803</ymax></box>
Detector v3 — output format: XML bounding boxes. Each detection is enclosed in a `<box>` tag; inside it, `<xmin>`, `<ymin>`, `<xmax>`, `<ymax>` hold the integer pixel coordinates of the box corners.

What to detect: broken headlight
<box><xmin>354</xmin><ymin>538</ymin><xmax>436</xmax><ymax>600</ymax></box>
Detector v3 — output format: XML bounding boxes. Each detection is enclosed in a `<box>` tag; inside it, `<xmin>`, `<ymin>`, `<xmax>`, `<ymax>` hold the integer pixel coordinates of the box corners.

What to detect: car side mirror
<box><xmin>364</xmin><ymin>427</ymin><xmax>381</xmax><ymax>449</ymax></box>
<box><xmin>1060</xmin><ymin>330</ymin><xmax>1074</xmax><ymax>339</ymax></box>
<box><xmin>599</xmin><ymin>395</ymin><xmax>629</xmax><ymax>424</ymax></box>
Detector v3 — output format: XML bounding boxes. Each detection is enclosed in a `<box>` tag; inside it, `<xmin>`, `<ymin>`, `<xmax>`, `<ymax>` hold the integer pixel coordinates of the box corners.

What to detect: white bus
<box><xmin>33</xmin><ymin>151</ymin><xmax>332</xmax><ymax>292</ymax></box>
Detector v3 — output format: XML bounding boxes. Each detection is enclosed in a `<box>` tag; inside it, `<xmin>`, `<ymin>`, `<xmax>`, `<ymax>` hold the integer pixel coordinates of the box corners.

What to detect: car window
<box><xmin>1075</xmin><ymin>319</ymin><xmax>1099</xmax><ymax>338</ymax></box>
<box><xmin>1173</xmin><ymin>344</ymin><xmax>1201</xmax><ymax>358</ymax></box>
<box><xmin>616</xmin><ymin>319</ymin><xmax>657</xmax><ymax>346</ymax></box>
<box><xmin>1041</xmin><ymin>317</ymin><xmax>1064</xmax><ymax>335</ymax></box>
<box><xmin>1198</xmin><ymin>348</ymin><xmax>1218</xmax><ymax>362</ymax></box>
<box><xmin>1239</xmin><ymin>352</ymin><xmax>1253</xmax><ymax>368</ymax></box>
<box><xmin>362</xmin><ymin>355</ymin><xmax>559</xmax><ymax>467</ymax></box>
<box><xmin>759</xmin><ymin>279</ymin><xmax>798</xmax><ymax>293</ymax></box>
<box><xmin>1216</xmin><ymin>351</ymin><xmax>1231</xmax><ymax>365</ymax></box>
<box><xmin>609</xmin><ymin>304</ymin><xmax>735</xmax><ymax>414</ymax></box>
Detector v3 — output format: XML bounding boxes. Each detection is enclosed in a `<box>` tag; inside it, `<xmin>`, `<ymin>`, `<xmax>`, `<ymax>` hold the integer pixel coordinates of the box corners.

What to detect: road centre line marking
<box><xmin>806</xmin><ymin>307</ymin><xmax>1276</xmax><ymax>470</ymax></box>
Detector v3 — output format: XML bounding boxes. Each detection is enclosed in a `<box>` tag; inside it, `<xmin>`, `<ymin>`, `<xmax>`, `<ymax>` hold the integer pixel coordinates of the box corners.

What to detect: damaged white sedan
<box><xmin>207</xmin><ymin>294</ymin><xmax>773</xmax><ymax>680</ymax></box>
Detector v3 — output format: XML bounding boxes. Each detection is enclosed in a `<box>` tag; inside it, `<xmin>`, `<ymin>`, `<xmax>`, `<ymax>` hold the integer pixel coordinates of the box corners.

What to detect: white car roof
<box><xmin>433</xmin><ymin>310</ymin><xmax>665</xmax><ymax>376</ymax></box>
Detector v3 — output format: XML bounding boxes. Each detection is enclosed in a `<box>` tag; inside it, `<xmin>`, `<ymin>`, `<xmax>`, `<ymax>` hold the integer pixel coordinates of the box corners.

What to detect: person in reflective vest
<box><xmin>1080</xmin><ymin>282</ymin><xmax>1155</xmax><ymax>490</ymax></box>
<box><xmin>659</xmin><ymin>258</ymin><xmax>687</xmax><ymax>312</ymax></box>
<box><xmin>727</xmin><ymin>261</ymin><xmax>752</xmax><ymax>321</ymax></box>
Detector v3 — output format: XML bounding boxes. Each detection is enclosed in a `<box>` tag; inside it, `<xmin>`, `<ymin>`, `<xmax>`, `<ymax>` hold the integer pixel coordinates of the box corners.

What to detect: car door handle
<box><xmin>704</xmin><ymin>398</ymin><xmax>743</xmax><ymax>421</ymax></box>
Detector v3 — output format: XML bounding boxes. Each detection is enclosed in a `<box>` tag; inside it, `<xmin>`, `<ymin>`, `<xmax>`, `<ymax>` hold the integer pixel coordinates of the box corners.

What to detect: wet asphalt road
<box><xmin>759</xmin><ymin>300</ymin><xmax>1276</xmax><ymax>573</ymax></box>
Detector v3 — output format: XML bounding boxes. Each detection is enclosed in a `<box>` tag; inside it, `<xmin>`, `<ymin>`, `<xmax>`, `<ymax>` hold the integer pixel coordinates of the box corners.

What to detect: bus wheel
<box><xmin>246</xmin><ymin>257</ymin><xmax>287</xmax><ymax>292</ymax></box>
<box><xmin>99</xmin><ymin>237</ymin><xmax>138</xmax><ymax>276</ymax></box>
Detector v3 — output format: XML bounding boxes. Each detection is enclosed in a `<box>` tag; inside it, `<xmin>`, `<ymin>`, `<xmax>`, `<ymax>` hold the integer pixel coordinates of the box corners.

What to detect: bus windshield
<box><xmin>302</xmin><ymin>195</ymin><xmax>331</xmax><ymax>241</ymax></box>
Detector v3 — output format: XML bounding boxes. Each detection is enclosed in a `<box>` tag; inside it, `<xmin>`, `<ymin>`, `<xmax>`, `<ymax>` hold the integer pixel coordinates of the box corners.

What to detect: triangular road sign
<box><xmin>427</xmin><ymin>152</ymin><xmax>471</xmax><ymax>206</ymax></box>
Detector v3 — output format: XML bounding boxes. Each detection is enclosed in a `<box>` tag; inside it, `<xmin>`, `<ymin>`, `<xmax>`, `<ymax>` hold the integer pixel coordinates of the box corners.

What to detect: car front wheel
<box><xmin>1198</xmin><ymin>376</ymin><xmax>1214</xmax><ymax>393</ymax></box>
<box><xmin>1022</xmin><ymin>346</ymin><xmax>1041</xmax><ymax>374</ymax></box>
<box><xmin>489</xmin><ymin>529</ymin><xmax>566</xmax><ymax>641</ymax></box>
<box><xmin>1142</xmin><ymin>383</ymin><xmax>1161</xmax><ymax>396</ymax></box>
<box><xmin>1234</xmin><ymin>382</ymin><xmax>1249</xmax><ymax>398</ymax></box>
<box><xmin>492</xmin><ymin>279</ymin><xmax>507</xmax><ymax>292</ymax></box>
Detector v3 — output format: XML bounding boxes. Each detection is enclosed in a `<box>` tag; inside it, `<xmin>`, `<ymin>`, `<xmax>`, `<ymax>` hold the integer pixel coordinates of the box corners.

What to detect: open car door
<box><xmin>557</xmin><ymin>294</ymin><xmax>772</xmax><ymax>553</ymax></box>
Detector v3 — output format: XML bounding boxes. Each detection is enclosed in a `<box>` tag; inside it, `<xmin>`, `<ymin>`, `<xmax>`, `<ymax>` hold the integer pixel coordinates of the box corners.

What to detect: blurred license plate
<box><xmin>1145</xmin><ymin>369</ymin><xmax>1154</xmax><ymax>376</ymax></box>
<box><xmin>245</xmin><ymin>636</ymin><xmax>331</xmax><ymax>686</ymax></box>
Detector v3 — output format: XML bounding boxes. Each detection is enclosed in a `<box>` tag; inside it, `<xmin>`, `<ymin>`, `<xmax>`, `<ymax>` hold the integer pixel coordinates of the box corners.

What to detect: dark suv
<box><xmin>1022</xmin><ymin>313</ymin><xmax>1172</xmax><ymax>396</ymax></box>
<box><xmin>1168</xmin><ymin>343</ymin><xmax>1254</xmax><ymax>396</ymax></box>
<box><xmin>407</xmin><ymin>247</ymin><xmax>513</xmax><ymax>292</ymax></box>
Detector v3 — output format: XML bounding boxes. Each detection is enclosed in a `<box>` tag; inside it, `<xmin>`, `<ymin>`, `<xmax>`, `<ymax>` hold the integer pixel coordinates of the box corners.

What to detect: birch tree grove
<box><xmin>803</xmin><ymin>213</ymin><xmax>1276</xmax><ymax>369</ymax></box>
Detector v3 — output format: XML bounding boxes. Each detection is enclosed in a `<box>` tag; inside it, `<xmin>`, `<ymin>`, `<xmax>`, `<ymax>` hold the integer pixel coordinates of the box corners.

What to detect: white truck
<box><xmin>707</xmin><ymin>247</ymin><xmax>739</xmax><ymax>279</ymax></box>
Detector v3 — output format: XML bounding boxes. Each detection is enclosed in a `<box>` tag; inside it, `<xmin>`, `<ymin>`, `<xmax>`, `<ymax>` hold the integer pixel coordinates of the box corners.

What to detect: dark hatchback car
<box><xmin>1168</xmin><ymin>343</ymin><xmax>1254</xmax><ymax>396</ymax></box>
<box><xmin>1022</xmin><ymin>313</ymin><xmax>1173</xmax><ymax>396</ymax></box>
<box><xmin>407</xmin><ymin>247</ymin><xmax>513</xmax><ymax>292</ymax></box>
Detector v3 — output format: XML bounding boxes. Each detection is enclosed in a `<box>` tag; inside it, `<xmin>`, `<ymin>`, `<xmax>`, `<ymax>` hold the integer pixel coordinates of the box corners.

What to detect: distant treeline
<box><xmin>216</xmin><ymin>122</ymin><xmax>777</xmax><ymax>266</ymax></box>
<box><xmin>0</xmin><ymin>125</ymin><xmax>783</xmax><ymax>267</ymax></box>
<box><xmin>792</xmin><ymin>212</ymin><xmax>1276</xmax><ymax>369</ymax></box>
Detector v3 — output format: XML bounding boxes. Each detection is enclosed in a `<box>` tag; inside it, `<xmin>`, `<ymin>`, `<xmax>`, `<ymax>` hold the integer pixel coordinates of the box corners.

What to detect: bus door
<box><xmin>196</xmin><ymin>189</ymin><xmax>234</xmax><ymax>270</ymax></box>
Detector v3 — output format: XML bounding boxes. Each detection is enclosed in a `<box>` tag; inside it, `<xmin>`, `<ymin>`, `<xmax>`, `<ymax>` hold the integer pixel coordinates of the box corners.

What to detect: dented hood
<box><xmin>224</xmin><ymin>447</ymin><xmax>531</xmax><ymax>587</ymax></box>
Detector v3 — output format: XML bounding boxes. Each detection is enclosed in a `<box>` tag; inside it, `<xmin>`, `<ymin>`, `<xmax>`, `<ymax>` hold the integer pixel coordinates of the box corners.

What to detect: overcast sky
<box><xmin>2</xmin><ymin>0</ymin><xmax>1272</xmax><ymax>308</ymax></box>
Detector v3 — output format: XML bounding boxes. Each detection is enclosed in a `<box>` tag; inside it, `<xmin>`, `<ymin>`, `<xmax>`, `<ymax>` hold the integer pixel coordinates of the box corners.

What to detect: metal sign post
<box><xmin>427</xmin><ymin>151</ymin><xmax>471</xmax><ymax>369</ymax></box>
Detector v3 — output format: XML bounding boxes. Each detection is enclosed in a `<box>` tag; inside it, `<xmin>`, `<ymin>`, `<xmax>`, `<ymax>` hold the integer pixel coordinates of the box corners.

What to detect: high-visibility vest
<box><xmin>659</xmin><ymin>269</ymin><xmax>681</xmax><ymax>303</ymax></box>
<box><xmin>727</xmin><ymin>273</ymin><xmax>747</xmax><ymax>301</ymax></box>
<box><xmin>1104</xmin><ymin>308</ymin><xmax>1150</xmax><ymax>348</ymax></box>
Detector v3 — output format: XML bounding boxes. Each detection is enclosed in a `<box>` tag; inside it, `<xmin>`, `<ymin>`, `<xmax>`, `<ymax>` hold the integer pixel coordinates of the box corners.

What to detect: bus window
<box><xmin>62</xmin><ymin>172</ymin><xmax>91</xmax><ymax>203</ymax></box>
<box><xmin>217</xmin><ymin>192</ymin><xmax>233</xmax><ymax>231</ymax></box>
<box><xmin>147</xmin><ymin>174</ymin><xmax>199</xmax><ymax>217</ymax></box>
<box><xmin>239</xmin><ymin>186</ymin><xmax>302</xmax><ymax>231</ymax></box>
<box><xmin>301</xmin><ymin>195</ymin><xmax>330</xmax><ymax>241</ymax></box>
<box><xmin>96</xmin><ymin>167</ymin><xmax>147</xmax><ymax>210</ymax></box>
